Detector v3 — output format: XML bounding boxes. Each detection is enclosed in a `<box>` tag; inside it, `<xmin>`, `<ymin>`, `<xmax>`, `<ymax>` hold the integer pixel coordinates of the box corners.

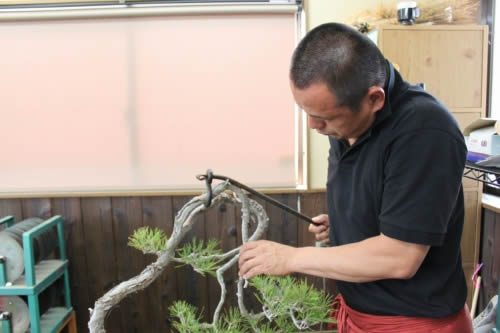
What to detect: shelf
<box><xmin>0</xmin><ymin>260</ymin><xmax>68</xmax><ymax>296</ymax></box>
<box><xmin>0</xmin><ymin>216</ymin><xmax>72</xmax><ymax>333</ymax></box>
<box><xmin>464</xmin><ymin>161</ymin><xmax>500</xmax><ymax>186</ymax></box>
<box><xmin>37</xmin><ymin>306</ymin><xmax>73</xmax><ymax>333</ymax></box>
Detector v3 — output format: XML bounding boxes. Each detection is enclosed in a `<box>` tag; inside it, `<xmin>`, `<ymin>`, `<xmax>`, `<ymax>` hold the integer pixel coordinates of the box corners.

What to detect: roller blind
<box><xmin>0</xmin><ymin>4</ymin><xmax>304</xmax><ymax>196</ymax></box>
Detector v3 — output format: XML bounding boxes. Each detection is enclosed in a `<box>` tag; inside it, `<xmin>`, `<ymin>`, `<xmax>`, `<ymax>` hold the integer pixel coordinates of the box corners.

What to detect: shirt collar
<box><xmin>346</xmin><ymin>60</ymin><xmax>396</xmax><ymax>148</ymax></box>
<box><xmin>371</xmin><ymin>60</ymin><xmax>396</xmax><ymax>129</ymax></box>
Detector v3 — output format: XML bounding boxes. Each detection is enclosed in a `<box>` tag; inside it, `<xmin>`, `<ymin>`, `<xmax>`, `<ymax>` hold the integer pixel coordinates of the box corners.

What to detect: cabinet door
<box><xmin>379</xmin><ymin>27</ymin><xmax>486</xmax><ymax>110</ymax></box>
<box><xmin>462</xmin><ymin>190</ymin><xmax>481</xmax><ymax>264</ymax></box>
<box><xmin>453</xmin><ymin>112</ymin><xmax>481</xmax><ymax>189</ymax></box>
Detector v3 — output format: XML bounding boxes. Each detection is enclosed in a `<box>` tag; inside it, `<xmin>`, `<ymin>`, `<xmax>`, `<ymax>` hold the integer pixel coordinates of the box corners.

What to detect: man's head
<box><xmin>289</xmin><ymin>23</ymin><xmax>388</xmax><ymax>142</ymax></box>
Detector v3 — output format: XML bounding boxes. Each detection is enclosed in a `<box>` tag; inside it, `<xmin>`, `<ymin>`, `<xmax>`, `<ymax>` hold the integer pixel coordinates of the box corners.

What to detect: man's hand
<box><xmin>309</xmin><ymin>214</ymin><xmax>329</xmax><ymax>244</ymax></box>
<box><xmin>238</xmin><ymin>240</ymin><xmax>295</xmax><ymax>279</ymax></box>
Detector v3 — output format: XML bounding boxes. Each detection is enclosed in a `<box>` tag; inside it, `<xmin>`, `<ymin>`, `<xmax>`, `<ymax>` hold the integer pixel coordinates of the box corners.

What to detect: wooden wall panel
<box><xmin>21</xmin><ymin>198</ymin><xmax>51</xmax><ymax>220</ymax></box>
<box><xmin>265</xmin><ymin>194</ymin><xmax>299</xmax><ymax>247</ymax></box>
<box><xmin>462</xmin><ymin>191</ymin><xmax>481</xmax><ymax>264</ymax></box>
<box><xmin>111</xmin><ymin>197</ymin><xmax>152</xmax><ymax>333</ymax></box>
<box><xmin>298</xmin><ymin>192</ymin><xmax>338</xmax><ymax>298</ymax></box>
<box><xmin>141</xmin><ymin>196</ymin><xmax>177</xmax><ymax>331</ymax></box>
<box><xmin>50</xmin><ymin>198</ymin><xmax>89</xmax><ymax>332</ymax></box>
<box><xmin>80</xmin><ymin>197</ymin><xmax>123</xmax><ymax>333</ymax></box>
<box><xmin>0</xmin><ymin>199</ymin><xmax>22</xmax><ymax>227</ymax></box>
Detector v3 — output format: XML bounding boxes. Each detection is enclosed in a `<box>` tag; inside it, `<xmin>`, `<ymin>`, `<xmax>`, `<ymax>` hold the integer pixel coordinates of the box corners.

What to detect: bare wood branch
<box><xmin>88</xmin><ymin>181</ymin><xmax>269</xmax><ymax>332</ymax></box>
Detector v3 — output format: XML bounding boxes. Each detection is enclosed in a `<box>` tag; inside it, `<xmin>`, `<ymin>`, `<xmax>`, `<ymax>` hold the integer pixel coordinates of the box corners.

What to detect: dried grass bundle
<box><xmin>419</xmin><ymin>0</ymin><xmax>479</xmax><ymax>24</ymax></box>
<box><xmin>345</xmin><ymin>0</ymin><xmax>479</xmax><ymax>33</ymax></box>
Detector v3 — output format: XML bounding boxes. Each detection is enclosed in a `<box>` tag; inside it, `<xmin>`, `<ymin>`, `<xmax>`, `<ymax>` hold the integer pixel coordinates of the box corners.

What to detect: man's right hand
<box><xmin>309</xmin><ymin>214</ymin><xmax>330</xmax><ymax>244</ymax></box>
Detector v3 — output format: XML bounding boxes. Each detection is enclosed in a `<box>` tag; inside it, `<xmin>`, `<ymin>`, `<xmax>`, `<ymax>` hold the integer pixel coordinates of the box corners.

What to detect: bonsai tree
<box><xmin>88</xmin><ymin>180</ymin><xmax>333</xmax><ymax>332</ymax></box>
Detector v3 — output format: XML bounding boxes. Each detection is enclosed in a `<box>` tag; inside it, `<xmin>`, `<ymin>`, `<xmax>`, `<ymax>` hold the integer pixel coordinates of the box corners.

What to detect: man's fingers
<box><xmin>238</xmin><ymin>240</ymin><xmax>293</xmax><ymax>278</ymax></box>
<box><xmin>240</xmin><ymin>265</ymin><xmax>260</xmax><ymax>280</ymax></box>
<box><xmin>311</xmin><ymin>214</ymin><xmax>329</xmax><ymax>225</ymax></box>
<box><xmin>315</xmin><ymin>229</ymin><xmax>329</xmax><ymax>241</ymax></box>
<box><xmin>239</xmin><ymin>254</ymin><xmax>261</xmax><ymax>279</ymax></box>
<box><xmin>308</xmin><ymin>224</ymin><xmax>327</xmax><ymax>234</ymax></box>
<box><xmin>239</xmin><ymin>241</ymin><xmax>264</xmax><ymax>277</ymax></box>
<box><xmin>309</xmin><ymin>214</ymin><xmax>329</xmax><ymax>234</ymax></box>
<box><xmin>240</xmin><ymin>240</ymin><xmax>259</xmax><ymax>252</ymax></box>
<box><xmin>239</xmin><ymin>246</ymin><xmax>257</xmax><ymax>267</ymax></box>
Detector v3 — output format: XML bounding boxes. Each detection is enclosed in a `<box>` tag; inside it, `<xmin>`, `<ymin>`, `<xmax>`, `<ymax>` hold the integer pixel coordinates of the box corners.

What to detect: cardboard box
<box><xmin>464</xmin><ymin>118</ymin><xmax>500</xmax><ymax>157</ymax></box>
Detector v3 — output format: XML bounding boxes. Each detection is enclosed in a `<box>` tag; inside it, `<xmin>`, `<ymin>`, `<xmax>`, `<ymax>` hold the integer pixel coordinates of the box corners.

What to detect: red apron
<box><xmin>328</xmin><ymin>294</ymin><xmax>473</xmax><ymax>333</ymax></box>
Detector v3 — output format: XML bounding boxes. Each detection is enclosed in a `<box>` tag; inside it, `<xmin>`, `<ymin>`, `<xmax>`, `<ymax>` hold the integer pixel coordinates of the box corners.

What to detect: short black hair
<box><xmin>290</xmin><ymin>23</ymin><xmax>387</xmax><ymax>111</ymax></box>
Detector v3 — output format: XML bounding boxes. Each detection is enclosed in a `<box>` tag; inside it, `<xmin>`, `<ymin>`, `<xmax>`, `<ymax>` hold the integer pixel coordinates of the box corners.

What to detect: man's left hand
<box><xmin>238</xmin><ymin>240</ymin><xmax>295</xmax><ymax>279</ymax></box>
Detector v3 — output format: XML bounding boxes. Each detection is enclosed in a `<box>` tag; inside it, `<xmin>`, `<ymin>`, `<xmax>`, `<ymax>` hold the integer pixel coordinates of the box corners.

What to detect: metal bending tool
<box><xmin>196</xmin><ymin>169</ymin><xmax>321</xmax><ymax>226</ymax></box>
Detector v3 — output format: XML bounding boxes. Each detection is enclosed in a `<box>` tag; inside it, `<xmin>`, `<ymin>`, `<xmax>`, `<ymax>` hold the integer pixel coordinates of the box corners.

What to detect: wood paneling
<box><xmin>80</xmin><ymin>197</ymin><xmax>123</xmax><ymax>332</ymax></box>
<box><xmin>0</xmin><ymin>199</ymin><xmax>22</xmax><ymax>227</ymax></box>
<box><xmin>462</xmin><ymin>190</ymin><xmax>481</xmax><ymax>264</ymax></box>
<box><xmin>141</xmin><ymin>196</ymin><xmax>177</xmax><ymax>331</ymax></box>
<box><xmin>111</xmin><ymin>197</ymin><xmax>151</xmax><ymax>333</ymax></box>
<box><xmin>21</xmin><ymin>198</ymin><xmax>51</xmax><ymax>220</ymax></box>
<box><xmin>461</xmin><ymin>189</ymin><xmax>482</xmax><ymax>307</ymax></box>
<box><xmin>50</xmin><ymin>198</ymin><xmax>89</xmax><ymax>332</ymax></box>
<box><xmin>265</xmin><ymin>194</ymin><xmax>299</xmax><ymax>247</ymax></box>
<box><xmin>298</xmin><ymin>192</ymin><xmax>337</xmax><ymax>296</ymax></box>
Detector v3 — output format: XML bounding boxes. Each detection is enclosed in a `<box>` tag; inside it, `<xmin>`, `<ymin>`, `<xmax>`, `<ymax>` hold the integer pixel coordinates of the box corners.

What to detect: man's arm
<box><xmin>238</xmin><ymin>234</ymin><xmax>429</xmax><ymax>282</ymax></box>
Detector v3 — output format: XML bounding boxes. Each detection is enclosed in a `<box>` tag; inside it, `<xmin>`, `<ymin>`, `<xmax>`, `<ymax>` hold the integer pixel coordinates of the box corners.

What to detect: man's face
<box><xmin>290</xmin><ymin>81</ymin><xmax>380</xmax><ymax>143</ymax></box>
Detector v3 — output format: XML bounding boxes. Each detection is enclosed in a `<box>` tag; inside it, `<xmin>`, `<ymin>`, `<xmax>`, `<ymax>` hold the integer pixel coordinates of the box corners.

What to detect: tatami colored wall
<box><xmin>304</xmin><ymin>0</ymin><xmax>396</xmax><ymax>189</ymax></box>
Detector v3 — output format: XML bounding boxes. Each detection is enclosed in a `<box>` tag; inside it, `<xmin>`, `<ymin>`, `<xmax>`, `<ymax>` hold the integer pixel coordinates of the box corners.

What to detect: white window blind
<box><xmin>0</xmin><ymin>4</ymin><xmax>303</xmax><ymax>196</ymax></box>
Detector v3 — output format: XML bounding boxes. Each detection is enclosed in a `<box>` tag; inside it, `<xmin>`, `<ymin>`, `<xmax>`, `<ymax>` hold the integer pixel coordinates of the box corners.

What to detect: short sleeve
<box><xmin>379</xmin><ymin>129</ymin><xmax>466</xmax><ymax>246</ymax></box>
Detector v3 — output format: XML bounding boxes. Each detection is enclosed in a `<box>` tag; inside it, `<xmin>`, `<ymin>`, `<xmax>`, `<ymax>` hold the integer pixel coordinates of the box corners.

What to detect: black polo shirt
<box><xmin>327</xmin><ymin>62</ymin><xmax>468</xmax><ymax>318</ymax></box>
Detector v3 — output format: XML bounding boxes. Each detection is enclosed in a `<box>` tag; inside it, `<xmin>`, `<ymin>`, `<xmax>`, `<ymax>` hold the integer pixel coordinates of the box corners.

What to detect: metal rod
<box><xmin>197</xmin><ymin>170</ymin><xmax>320</xmax><ymax>226</ymax></box>
<box><xmin>0</xmin><ymin>3</ymin><xmax>298</xmax><ymax>21</ymax></box>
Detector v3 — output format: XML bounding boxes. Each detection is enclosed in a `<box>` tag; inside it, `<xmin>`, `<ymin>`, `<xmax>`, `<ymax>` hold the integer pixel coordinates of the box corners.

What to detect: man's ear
<box><xmin>367</xmin><ymin>86</ymin><xmax>385</xmax><ymax>113</ymax></box>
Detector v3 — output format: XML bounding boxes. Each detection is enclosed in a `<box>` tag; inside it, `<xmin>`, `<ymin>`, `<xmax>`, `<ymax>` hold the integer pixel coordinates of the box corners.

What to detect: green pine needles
<box><xmin>128</xmin><ymin>227</ymin><xmax>168</xmax><ymax>254</ymax></box>
<box><xmin>169</xmin><ymin>301</ymin><xmax>206</xmax><ymax>333</ymax></box>
<box><xmin>129</xmin><ymin>228</ymin><xmax>334</xmax><ymax>332</ymax></box>
<box><xmin>251</xmin><ymin>276</ymin><xmax>334</xmax><ymax>331</ymax></box>
<box><xmin>170</xmin><ymin>302</ymin><xmax>251</xmax><ymax>333</ymax></box>
<box><xmin>169</xmin><ymin>275</ymin><xmax>333</xmax><ymax>332</ymax></box>
<box><xmin>129</xmin><ymin>228</ymin><xmax>225</xmax><ymax>277</ymax></box>
<box><xmin>175</xmin><ymin>239</ymin><xmax>225</xmax><ymax>277</ymax></box>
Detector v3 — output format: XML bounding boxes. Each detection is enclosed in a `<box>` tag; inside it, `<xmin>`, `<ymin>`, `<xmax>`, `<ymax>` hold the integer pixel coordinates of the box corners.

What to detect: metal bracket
<box><xmin>463</xmin><ymin>162</ymin><xmax>500</xmax><ymax>185</ymax></box>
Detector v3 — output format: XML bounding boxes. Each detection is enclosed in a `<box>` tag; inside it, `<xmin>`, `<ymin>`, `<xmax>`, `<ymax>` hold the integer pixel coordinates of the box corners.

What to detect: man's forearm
<box><xmin>289</xmin><ymin>234</ymin><xmax>429</xmax><ymax>283</ymax></box>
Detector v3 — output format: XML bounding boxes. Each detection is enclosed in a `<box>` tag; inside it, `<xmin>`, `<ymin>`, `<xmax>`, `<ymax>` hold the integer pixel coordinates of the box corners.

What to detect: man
<box><xmin>238</xmin><ymin>23</ymin><xmax>473</xmax><ymax>332</ymax></box>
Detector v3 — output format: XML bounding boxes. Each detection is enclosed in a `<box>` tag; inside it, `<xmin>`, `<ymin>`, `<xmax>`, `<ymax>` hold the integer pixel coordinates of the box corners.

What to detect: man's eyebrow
<box><xmin>307</xmin><ymin>113</ymin><xmax>334</xmax><ymax>121</ymax></box>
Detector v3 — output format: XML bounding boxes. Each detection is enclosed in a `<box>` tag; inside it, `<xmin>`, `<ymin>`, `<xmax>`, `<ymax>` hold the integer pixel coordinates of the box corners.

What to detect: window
<box><xmin>0</xmin><ymin>2</ymin><xmax>306</xmax><ymax>195</ymax></box>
